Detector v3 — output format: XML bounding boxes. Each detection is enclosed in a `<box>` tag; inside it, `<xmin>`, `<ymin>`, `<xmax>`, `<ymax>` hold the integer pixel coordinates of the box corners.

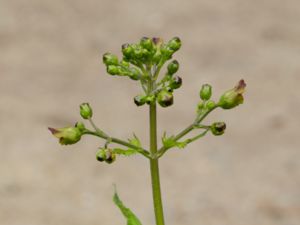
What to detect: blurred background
<box><xmin>1</xmin><ymin>0</ymin><xmax>300</xmax><ymax>225</ymax></box>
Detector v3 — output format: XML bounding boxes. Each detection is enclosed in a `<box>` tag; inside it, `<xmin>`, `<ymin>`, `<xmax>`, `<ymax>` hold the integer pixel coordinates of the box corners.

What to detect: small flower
<box><xmin>80</xmin><ymin>103</ymin><xmax>93</xmax><ymax>119</ymax></box>
<box><xmin>48</xmin><ymin>126</ymin><xmax>82</xmax><ymax>145</ymax></box>
<box><xmin>218</xmin><ymin>79</ymin><xmax>246</xmax><ymax>109</ymax></box>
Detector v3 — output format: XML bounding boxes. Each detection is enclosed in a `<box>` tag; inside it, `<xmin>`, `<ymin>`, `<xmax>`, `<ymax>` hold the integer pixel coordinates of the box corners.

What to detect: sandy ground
<box><xmin>1</xmin><ymin>0</ymin><xmax>300</xmax><ymax>225</ymax></box>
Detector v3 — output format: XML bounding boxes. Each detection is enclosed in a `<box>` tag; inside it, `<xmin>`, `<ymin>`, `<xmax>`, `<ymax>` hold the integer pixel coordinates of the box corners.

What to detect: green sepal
<box><xmin>113</xmin><ymin>189</ymin><xmax>143</xmax><ymax>225</ymax></box>
<box><xmin>128</xmin><ymin>134</ymin><xmax>142</xmax><ymax>148</ymax></box>
<box><xmin>162</xmin><ymin>132</ymin><xmax>188</xmax><ymax>149</ymax></box>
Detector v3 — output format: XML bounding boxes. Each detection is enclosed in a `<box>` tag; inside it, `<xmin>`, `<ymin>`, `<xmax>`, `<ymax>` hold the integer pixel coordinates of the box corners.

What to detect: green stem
<box><xmin>156</xmin><ymin>106</ymin><xmax>218</xmax><ymax>158</ymax></box>
<box><xmin>149</xmin><ymin>103</ymin><xmax>165</xmax><ymax>225</ymax></box>
<box><xmin>83</xmin><ymin>130</ymin><xmax>150</xmax><ymax>159</ymax></box>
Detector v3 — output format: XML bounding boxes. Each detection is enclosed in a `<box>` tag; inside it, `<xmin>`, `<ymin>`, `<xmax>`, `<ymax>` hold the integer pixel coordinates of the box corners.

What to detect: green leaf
<box><xmin>162</xmin><ymin>132</ymin><xmax>188</xmax><ymax>149</ymax></box>
<box><xmin>113</xmin><ymin>189</ymin><xmax>143</xmax><ymax>225</ymax></box>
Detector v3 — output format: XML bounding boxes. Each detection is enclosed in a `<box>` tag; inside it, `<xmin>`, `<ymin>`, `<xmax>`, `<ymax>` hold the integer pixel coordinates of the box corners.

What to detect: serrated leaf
<box><xmin>113</xmin><ymin>148</ymin><xmax>139</xmax><ymax>156</ymax></box>
<box><xmin>113</xmin><ymin>190</ymin><xmax>143</xmax><ymax>225</ymax></box>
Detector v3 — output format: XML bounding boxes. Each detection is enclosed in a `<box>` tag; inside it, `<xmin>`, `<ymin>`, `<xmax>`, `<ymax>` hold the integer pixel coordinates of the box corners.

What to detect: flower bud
<box><xmin>140</xmin><ymin>37</ymin><xmax>153</xmax><ymax>50</ymax></box>
<box><xmin>167</xmin><ymin>37</ymin><xmax>181</xmax><ymax>51</ymax></box>
<box><xmin>161</xmin><ymin>46</ymin><xmax>173</xmax><ymax>59</ymax></box>
<box><xmin>107</xmin><ymin>65</ymin><xmax>120</xmax><ymax>75</ymax></box>
<box><xmin>218</xmin><ymin>80</ymin><xmax>246</xmax><ymax>109</ymax></box>
<box><xmin>120</xmin><ymin>59</ymin><xmax>129</xmax><ymax>67</ymax></box>
<box><xmin>210</xmin><ymin>122</ymin><xmax>226</xmax><ymax>136</ymax></box>
<box><xmin>169</xmin><ymin>76</ymin><xmax>182</xmax><ymax>89</ymax></box>
<box><xmin>103</xmin><ymin>53</ymin><xmax>118</xmax><ymax>66</ymax></box>
<box><xmin>80</xmin><ymin>103</ymin><xmax>93</xmax><ymax>119</ymax></box>
<box><xmin>167</xmin><ymin>60</ymin><xmax>179</xmax><ymax>75</ymax></box>
<box><xmin>122</xmin><ymin>44</ymin><xmax>134</xmax><ymax>59</ymax></box>
<box><xmin>129</xmin><ymin>68</ymin><xmax>141</xmax><ymax>80</ymax></box>
<box><xmin>157</xmin><ymin>90</ymin><xmax>173</xmax><ymax>107</ymax></box>
<box><xmin>197</xmin><ymin>101</ymin><xmax>204</xmax><ymax>111</ymax></box>
<box><xmin>48</xmin><ymin>126</ymin><xmax>82</xmax><ymax>145</ymax></box>
<box><xmin>96</xmin><ymin>148</ymin><xmax>107</xmax><ymax>162</ymax></box>
<box><xmin>205</xmin><ymin>100</ymin><xmax>216</xmax><ymax>110</ymax></box>
<box><xmin>75</xmin><ymin>122</ymin><xmax>85</xmax><ymax>131</ymax></box>
<box><xmin>134</xmin><ymin>95</ymin><xmax>147</xmax><ymax>106</ymax></box>
<box><xmin>105</xmin><ymin>150</ymin><xmax>116</xmax><ymax>164</ymax></box>
<box><xmin>200</xmin><ymin>84</ymin><xmax>212</xmax><ymax>101</ymax></box>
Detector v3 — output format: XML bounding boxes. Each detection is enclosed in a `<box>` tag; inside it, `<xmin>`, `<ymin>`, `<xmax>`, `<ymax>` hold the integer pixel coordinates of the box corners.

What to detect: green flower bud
<box><xmin>129</xmin><ymin>68</ymin><xmax>141</xmax><ymax>80</ymax></box>
<box><xmin>210</xmin><ymin>122</ymin><xmax>226</xmax><ymax>136</ymax></box>
<box><xmin>218</xmin><ymin>80</ymin><xmax>246</xmax><ymax>109</ymax></box>
<box><xmin>157</xmin><ymin>90</ymin><xmax>173</xmax><ymax>107</ymax></box>
<box><xmin>103</xmin><ymin>53</ymin><xmax>118</xmax><ymax>66</ymax></box>
<box><xmin>140</xmin><ymin>37</ymin><xmax>153</xmax><ymax>50</ymax></box>
<box><xmin>197</xmin><ymin>101</ymin><xmax>204</xmax><ymax>111</ymax></box>
<box><xmin>120</xmin><ymin>59</ymin><xmax>130</xmax><ymax>67</ymax></box>
<box><xmin>75</xmin><ymin>122</ymin><xmax>85</xmax><ymax>131</ymax></box>
<box><xmin>167</xmin><ymin>60</ymin><xmax>179</xmax><ymax>75</ymax></box>
<box><xmin>200</xmin><ymin>84</ymin><xmax>212</xmax><ymax>101</ymax></box>
<box><xmin>105</xmin><ymin>150</ymin><xmax>116</xmax><ymax>164</ymax></box>
<box><xmin>153</xmin><ymin>50</ymin><xmax>162</xmax><ymax>64</ymax></box>
<box><xmin>133</xmin><ymin>45</ymin><xmax>143</xmax><ymax>59</ymax></box>
<box><xmin>122</xmin><ymin>43</ymin><xmax>134</xmax><ymax>59</ymax></box>
<box><xmin>48</xmin><ymin>126</ymin><xmax>82</xmax><ymax>145</ymax></box>
<box><xmin>79</xmin><ymin>103</ymin><xmax>93</xmax><ymax>119</ymax></box>
<box><xmin>167</xmin><ymin>37</ymin><xmax>181</xmax><ymax>51</ymax></box>
<box><xmin>205</xmin><ymin>100</ymin><xmax>216</xmax><ymax>110</ymax></box>
<box><xmin>96</xmin><ymin>148</ymin><xmax>107</xmax><ymax>162</ymax></box>
<box><xmin>134</xmin><ymin>95</ymin><xmax>147</xmax><ymax>106</ymax></box>
<box><xmin>161</xmin><ymin>45</ymin><xmax>173</xmax><ymax>59</ymax></box>
<box><xmin>107</xmin><ymin>65</ymin><xmax>120</xmax><ymax>75</ymax></box>
<box><xmin>169</xmin><ymin>76</ymin><xmax>182</xmax><ymax>89</ymax></box>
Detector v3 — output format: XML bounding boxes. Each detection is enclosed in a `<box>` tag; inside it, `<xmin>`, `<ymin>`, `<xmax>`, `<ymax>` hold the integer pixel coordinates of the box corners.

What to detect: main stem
<box><xmin>149</xmin><ymin>102</ymin><xmax>165</xmax><ymax>225</ymax></box>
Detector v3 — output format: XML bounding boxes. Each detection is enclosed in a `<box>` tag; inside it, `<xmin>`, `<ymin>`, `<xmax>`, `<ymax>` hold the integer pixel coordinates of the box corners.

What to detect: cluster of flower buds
<box><xmin>197</xmin><ymin>79</ymin><xmax>246</xmax><ymax>114</ymax></box>
<box><xmin>102</xmin><ymin>37</ymin><xmax>183</xmax><ymax>108</ymax></box>
<box><xmin>96</xmin><ymin>148</ymin><xmax>116</xmax><ymax>164</ymax></box>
